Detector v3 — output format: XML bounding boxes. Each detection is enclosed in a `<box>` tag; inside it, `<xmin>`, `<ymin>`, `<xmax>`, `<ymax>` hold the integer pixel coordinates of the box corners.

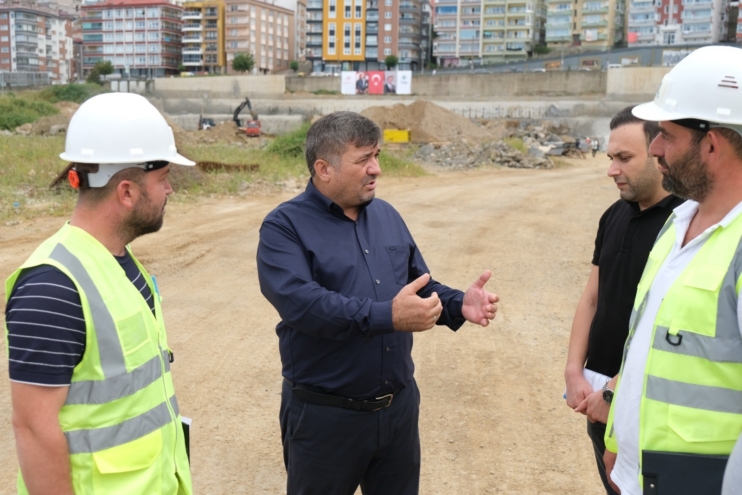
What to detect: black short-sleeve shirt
<box><xmin>585</xmin><ymin>194</ymin><xmax>685</xmax><ymax>377</ymax></box>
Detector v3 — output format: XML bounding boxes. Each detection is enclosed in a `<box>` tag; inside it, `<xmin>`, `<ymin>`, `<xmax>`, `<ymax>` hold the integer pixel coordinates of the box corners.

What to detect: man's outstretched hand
<box><xmin>462</xmin><ymin>270</ymin><xmax>499</xmax><ymax>327</ymax></box>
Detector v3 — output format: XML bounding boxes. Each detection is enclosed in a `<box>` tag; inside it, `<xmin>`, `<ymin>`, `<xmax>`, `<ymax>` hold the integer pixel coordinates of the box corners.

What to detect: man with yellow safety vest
<box><xmin>5</xmin><ymin>93</ymin><xmax>193</xmax><ymax>494</ymax></box>
<box><xmin>603</xmin><ymin>45</ymin><xmax>742</xmax><ymax>495</ymax></box>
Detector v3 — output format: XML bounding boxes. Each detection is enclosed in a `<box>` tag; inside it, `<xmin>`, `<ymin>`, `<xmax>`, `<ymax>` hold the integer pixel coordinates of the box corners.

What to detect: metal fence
<box><xmin>0</xmin><ymin>71</ymin><xmax>51</xmax><ymax>88</ymax></box>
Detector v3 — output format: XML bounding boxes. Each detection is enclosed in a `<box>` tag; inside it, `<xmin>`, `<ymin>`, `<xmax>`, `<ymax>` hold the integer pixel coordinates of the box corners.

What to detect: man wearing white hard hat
<box><xmin>601</xmin><ymin>46</ymin><xmax>742</xmax><ymax>495</ymax></box>
<box><xmin>4</xmin><ymin>93</ymin><xmax>193</xmax><ymax>495</ymax></box>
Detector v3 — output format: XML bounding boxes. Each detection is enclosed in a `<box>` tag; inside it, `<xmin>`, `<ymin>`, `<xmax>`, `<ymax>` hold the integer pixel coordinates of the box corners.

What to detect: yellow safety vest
<box><xmin>605</xmin><ymin>212</ymin><xmax>742</xmax><ymax>487</ymax></box>
<box><xmin>5</xmin><ymin>224</ymin><xmax>192</xmax><ymax>495</ymax></box>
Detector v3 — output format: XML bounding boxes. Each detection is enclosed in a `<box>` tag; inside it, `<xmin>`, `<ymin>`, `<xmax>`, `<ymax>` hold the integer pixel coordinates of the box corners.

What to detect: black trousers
<box><xmin>280</xmin><ymin>378</ymin><xmax>421</xmax><ymax>495</ymax></box>
<box><xmin>587</xmin><ymin>419</ymin><xmax>620</xmax><ymax>495</ymax></box>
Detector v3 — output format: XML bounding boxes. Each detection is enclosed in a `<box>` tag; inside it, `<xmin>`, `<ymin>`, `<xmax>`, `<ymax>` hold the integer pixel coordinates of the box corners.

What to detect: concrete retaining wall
<box><xmin>286</xmin><ymin>71</ymin><xmax>607</xmax><ymax>97</ymax></box>
<box><xmin>113</xmin><ymin>74</ymin><xmax>286</xmax><ymax>99</ymax></box>
<box><xmin>606</xmin><ymin>67</ymin><xmax>671</xmax><ymax>98</ymax></box>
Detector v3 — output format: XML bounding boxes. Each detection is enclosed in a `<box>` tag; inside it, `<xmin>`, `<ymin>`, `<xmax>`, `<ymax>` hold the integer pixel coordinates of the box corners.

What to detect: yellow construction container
<box><xmin>384</xmin><ymin>129</ymin><xmax>411</xmax><ymax>143</ymax></box>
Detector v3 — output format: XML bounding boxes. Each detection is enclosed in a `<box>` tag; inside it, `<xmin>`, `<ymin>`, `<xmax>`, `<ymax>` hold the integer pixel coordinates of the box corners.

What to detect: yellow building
<box><xmin>182</xmin><ymin>0</ymin><xmax>226</xmax><ymax>73</ymax></box>
<box><xmin>322</xmin><ymin>0</ymin><xmax>365</xmax><ymax>67</ymax></box>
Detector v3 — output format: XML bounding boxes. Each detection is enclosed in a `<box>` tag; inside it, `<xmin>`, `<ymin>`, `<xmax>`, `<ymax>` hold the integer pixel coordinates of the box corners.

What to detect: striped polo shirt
<box><xmin>5</xmin><ymin>250</ymin><xmax>155</xmax><ymax>387</ymax></box>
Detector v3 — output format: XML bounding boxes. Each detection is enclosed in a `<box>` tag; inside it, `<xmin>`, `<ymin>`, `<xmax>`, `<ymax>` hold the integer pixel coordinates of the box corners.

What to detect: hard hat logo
<box><xmin>59</xmin><ymin>93</ymin><xmax>194</xmax><ymax>188</ymax></box>
<box><xmin>633</xmin><ymin>46</ymin><xmax>742</xmax><ymax>129</ymax></box>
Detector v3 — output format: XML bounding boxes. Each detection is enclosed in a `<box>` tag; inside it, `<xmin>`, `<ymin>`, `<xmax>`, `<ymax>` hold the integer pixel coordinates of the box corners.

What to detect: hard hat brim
<box><xmin>632</xmin><ymin>101</ymin><xmax>690</xmax><ymax>123</ymax></box>
<box><xmin>59</xmin><ymin>152</ymin><xmax>196</xmax><ymax>167</ymax></box>
<box><xmin>168</xmin><ymin>153</ymin><xmax>196</xmax><ymax>166</ymax></box>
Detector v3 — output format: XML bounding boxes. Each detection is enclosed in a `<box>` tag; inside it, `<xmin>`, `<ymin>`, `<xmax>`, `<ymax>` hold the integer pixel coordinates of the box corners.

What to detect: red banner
<box><xmin>368</xmin><ymin>71</ymin><xmax>385</xmax><ymax>94</ymax></box>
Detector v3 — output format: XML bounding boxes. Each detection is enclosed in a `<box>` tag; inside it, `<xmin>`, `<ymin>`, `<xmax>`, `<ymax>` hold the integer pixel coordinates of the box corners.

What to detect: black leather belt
<box><xmin>286</xmin><ymin>379</ymin><xmax>401</xmax><ymax>412</ymax></box>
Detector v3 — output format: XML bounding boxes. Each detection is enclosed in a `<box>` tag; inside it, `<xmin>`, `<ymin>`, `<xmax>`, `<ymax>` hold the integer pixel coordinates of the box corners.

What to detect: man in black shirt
<box><xmin>564</xmin><ymin>106</ymin><xmax>684</xmax><ymax>494</ymax></box>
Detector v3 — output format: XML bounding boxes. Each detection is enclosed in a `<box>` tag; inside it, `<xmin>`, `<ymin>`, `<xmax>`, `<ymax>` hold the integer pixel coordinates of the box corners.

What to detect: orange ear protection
<box><xmin>68</xmin><ymin>169</ymin><xmax>81</xmax><ymax>189</ymax></box>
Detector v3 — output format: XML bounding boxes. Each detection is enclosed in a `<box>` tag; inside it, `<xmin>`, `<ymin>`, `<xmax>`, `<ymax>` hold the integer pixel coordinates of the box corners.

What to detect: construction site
<box><xmin>0</xmin><ymin>70</ymin><xmax>661</xmax><ymax>494</ymax></box>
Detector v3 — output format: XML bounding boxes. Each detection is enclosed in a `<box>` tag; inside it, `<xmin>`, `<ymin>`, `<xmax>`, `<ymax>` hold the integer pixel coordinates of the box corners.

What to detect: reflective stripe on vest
<box><xmin>49</xmin><ymin>243</ymin><xmax>127</xmax><ymax>379</ymax></box>
<box><xmin>65</xmin><ymin>395</ymin><xmax>180</xmax><ymax>454</ymax></box>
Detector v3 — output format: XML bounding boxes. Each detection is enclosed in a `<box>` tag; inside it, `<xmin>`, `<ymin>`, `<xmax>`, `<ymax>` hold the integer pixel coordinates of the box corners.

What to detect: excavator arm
<box><xmin>232</xmin><ymin>97</ymin><xmax>258</xmax><ymax>128</ymax></box>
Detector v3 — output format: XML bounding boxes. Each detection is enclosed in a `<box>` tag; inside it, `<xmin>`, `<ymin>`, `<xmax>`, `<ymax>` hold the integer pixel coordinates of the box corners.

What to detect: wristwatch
<box><xmin>602</xmin><ymin>382</ymin><xmax>614</xmax><ymax>405</ymax></box>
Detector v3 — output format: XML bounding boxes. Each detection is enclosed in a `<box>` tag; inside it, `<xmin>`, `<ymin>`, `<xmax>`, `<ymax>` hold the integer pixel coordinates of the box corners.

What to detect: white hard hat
<box><xmin>60</xmin><ymin>93</ymin><xmax>194</xmax><ymax>182</ymax></box>
<box><xmin>633</xmin><ymin>46</ymin><xmax>742</xmax><ymax>133</ymax></box>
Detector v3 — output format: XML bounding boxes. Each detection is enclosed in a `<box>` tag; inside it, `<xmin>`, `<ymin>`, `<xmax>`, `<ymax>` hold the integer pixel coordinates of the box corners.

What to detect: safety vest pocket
<box><xmin>92</xmin><ymin>429</ymin><xmax>163</xmax><ymax>493</ymax></box>
<box><xmin>667</xmin><ymin>405</ymin><xmax>741</xmax><ymax>453</ymax></box>
<box><xmin>117</xmin><ymin>310</ymin><xmax>153</xmax><ymax>359</ymax></box>
<box><xmin>683</xmin><ymin>267</ymin><xmax>727</xmax><ymax>293</ymax></box>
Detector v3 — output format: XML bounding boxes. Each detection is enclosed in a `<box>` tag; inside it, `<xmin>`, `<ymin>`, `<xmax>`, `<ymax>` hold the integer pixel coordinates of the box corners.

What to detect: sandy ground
<box><xmin>0</xmin><ymin>153</ymin><xmax>619</xmax><ymax>494</ymax></box>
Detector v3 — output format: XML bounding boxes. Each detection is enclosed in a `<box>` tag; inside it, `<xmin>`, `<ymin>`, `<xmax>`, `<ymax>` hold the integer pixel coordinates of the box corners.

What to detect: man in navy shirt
<box><xmin>257</xmin><ymin>112</ymin><xmax>499</xmax><ymax>495</ymax></box>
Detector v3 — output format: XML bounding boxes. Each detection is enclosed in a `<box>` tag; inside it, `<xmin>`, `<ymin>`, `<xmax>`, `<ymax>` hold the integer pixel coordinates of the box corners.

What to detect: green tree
<box><xmin>178</xmin><ymin>63</ymin><xmax>187</xmax><ymax>73</ymax></box>
<box><xmin>384</xmin><ymin>54</ymin><xmax>399</xmax><ymax>69</ymax></box>
<box><xmin>289</xmin><ymin>60</ymin><xmax>299</xmax><ymax>72</ymax></box>
<box><xmin>533</xmin><ymin>44</ymin><xmax>550</xmax><ymax>55</ymax></box>
<box><xmin>86</xmin><ymin>60</ymin><xmax>114</xmax><ymax>85</ymax></box>
<box><xmin>232</xmin><ymin>53</ymin><xmax>255</xmax><ymax>73</ymax></box>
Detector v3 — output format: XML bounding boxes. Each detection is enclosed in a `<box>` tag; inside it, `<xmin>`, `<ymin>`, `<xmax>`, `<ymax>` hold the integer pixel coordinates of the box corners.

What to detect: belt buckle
<box><xmin>372</xmin><ymin>393</ymin><xmax>394</xmax><ymax>411</ymax></box>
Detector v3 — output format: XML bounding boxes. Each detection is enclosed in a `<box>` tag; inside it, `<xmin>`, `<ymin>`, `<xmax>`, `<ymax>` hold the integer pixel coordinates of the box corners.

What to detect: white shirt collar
<box><xmin>671</xmin><ymin>199</ymin><xmax>742</xmax><ymax>249</ymax></box>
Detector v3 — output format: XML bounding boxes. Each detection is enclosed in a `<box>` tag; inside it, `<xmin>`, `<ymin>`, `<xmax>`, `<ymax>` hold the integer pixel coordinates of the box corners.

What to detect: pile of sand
<box><xmin>361</xmin><ymin>101</ymin><xmax>493</xmax><ymax>144</ymax></box>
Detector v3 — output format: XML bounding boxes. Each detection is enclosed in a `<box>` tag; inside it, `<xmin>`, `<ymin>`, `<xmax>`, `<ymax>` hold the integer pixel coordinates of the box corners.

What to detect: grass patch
<box><xmin>504</xmin><ymin>137</ymin><xmax>527</xmax><ymax>153</ymax></box>
<box><xmin>0</xmin><ymin>95</ymin><xmax>59</xmax><ymax>131</ymax></box>
<box><xmin>266</xmin><ymin>123</ymin><xmax>309</xmax><ymax>158</ymax></box>
<box><xmin>0</xmin><ymin>135</ymin><xmax>76</xmax><ymax>222</ymax></box>
<box><xmin>311</xmin><ymin>89</ymin><xmax>339</xmax><ymax>95</ymax></box>
<box><xmin>38</xmin><ymin>83</ymin><xmax>107</xmax><ymax>104</ymax></box>
<box><xmin>0</xmin><ymin>132</ymin><xmax>425</xmax><ymax>222</ymax></box>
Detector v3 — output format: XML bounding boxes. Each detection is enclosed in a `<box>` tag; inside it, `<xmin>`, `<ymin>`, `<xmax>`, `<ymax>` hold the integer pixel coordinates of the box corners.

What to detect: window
<box><xmin>1</xmin><ymin>47</ymin><xmax>8</xmax><ymax>53</ymax></box>
<box><xmin>384</xmin><ymin>23</ymin><xmax>392</xmax><ymax>30</ymax></box>
<box><xmin>384</xmin><ymin>35</ymin><xmax>391</xmax><ymax>42</ymax></box>
<box><xmin>1</xmin><ymin>58</ymin><xmax>8</xmax><ymax>64</ymax></box>
<box><xmin>385</xmin><ymin>0</ymin><xmax>393</xmax><ymax>5</ymax></box>
<box><xmin>0</xmin><ymin>36</ymin><xmax>6</xmax><ymax>42</ymax></box>
<box><xmin>148</xmin><ymin>31</ymin><xmax>160</xmax><ymax>40</ymax></box>
<box><xmin>355</xmin><ymin>0</ymin><xmax>363</xmax><ymax>18</ymax></box>
<box><xmin>383</xmin><ymin>47</ymin><xmax>391</xmax><ymax>55</ymax></box>
<box><xmin>136</xmin><ymin>20</ymin><xmax>145</xmax><ymax>28</ymax></box>
<box><xmin>328</xmin><ymin>22</ymin><xmax>336</xmax><ymax>53</ymax></box>
<box><xmin>0</xmin><ymin>26</ymin><xmax>6</xmax><ymax>31</ymax></box>
<box><xmin>329</xmin><ymin>0</ymin><xmax>336</xmax><ymax>18</ymax></box>
<box><xmin>148</xmin><ymin>20</ymin><xmax>160</xmax><ymax>29</ymax></box>
<box><xmin>134</xmin><ymin>32</ymin><xmax>145</xmax><ymax>41</ymax></box>
<box><xmin>135</xmin><ymin>44</ymin><xmax>145</xmax><ymax>53</ymax></box>
<box><xmin>345</xmin><ymin>4</ymin><xmax>352</xmax><ymax>17</ymax></box>
<box><xmin>385</xmin><ymin>11</ymin><xmax>392</xmax><ymax>18</ymax></box>
<box><xmin>0</xmin><ymin>14</ymin><xmax>6</xmax><ymax>19</ymax></box>
<box><xmin>354</xmin><ymin>22</ymin><xmax>362</xmax><ymax>54</ymax></box>
<box><xmin>343</xmin><ymin>22</ymin><xmax>351</xmax><ymax>54</ymax></box>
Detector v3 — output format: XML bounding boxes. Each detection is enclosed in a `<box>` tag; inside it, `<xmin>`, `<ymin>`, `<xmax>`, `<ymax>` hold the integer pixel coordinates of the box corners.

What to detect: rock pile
<box><xmin>415</xmin><ymin>139</ymin><xmax>553</xmax><ymax>170</ymax></box>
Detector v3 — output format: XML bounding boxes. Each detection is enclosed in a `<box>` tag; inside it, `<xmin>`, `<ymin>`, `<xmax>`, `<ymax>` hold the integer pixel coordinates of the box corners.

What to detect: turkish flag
<box><xmin>368</xmin><ymin>71</ymin><xmax>384</xmax><ymax>94</ymax></box>
<box><xmin>627</xmin><ymin>32</ymin><xmax>638</xmax><ymax>43</ymax></box>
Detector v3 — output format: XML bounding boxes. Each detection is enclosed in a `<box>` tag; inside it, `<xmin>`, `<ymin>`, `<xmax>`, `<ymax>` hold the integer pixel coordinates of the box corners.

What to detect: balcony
<box><xmin>582</xmin><ymin>18</ymin><xmax>608</xmax><ymax>26</ymax></box>
<box><xmin>629</xmin><ymin>1</ymin><xmax>655</xmax><ymax>12</ymax></box>
<box><xmin>682</xmin><ymin>11</ymin><xmax>712</xmax><ymax>20</ymax></box>
<box><xmin>629</xmin><ymin>17</ymin><xmax>656</xmax><ymax>25</ymax></box>
<box><xmin>545</xmin><ymin>33</ymin><xmax>571</xmax><ymax>41</ymax></box>
<box><xmin>634</xmin><ymin>31</ymin><xmax>655</xmax><ymax>40</ymax></box>
<box><xmin>183</xmin><ymin>35</ymin><xmax>203</xmax><ymax>43</ymax></box>
<box><xmin>682</xmin><ymin>28</ymin><xmax>711</xmax><ymax>38</ymax></box>
<box><xmin>400</xmin><ymin>2</ymin><xmax>418</xmax><ymax>10</ymax></box>
<box><xmin>183</xmin><ymin>24</ymin><xmax>203</xmax><ymax>31</ymax></box>
<box><xmin>183</xmin><ymin>11</ymin><xmax>203</xmax><ymax>20</ymax></box>
<box><xmin>682</xmin><ymin>0</ymin><xmax>713</xmax><ymax>7</ymax></box>
<box><xmin>583</xmin><ymin>6</ymin><xmax>609</xmax><ymax>13</ymax></box>
<box><xmin>400</xmin><ymin>15</ymin><xmax>419</xmax><ymax>23</ymax></box>
<box><xmin>182</xmin><ymin>47</ymin><xmax>203</xmax><ymax>54</ymax></box>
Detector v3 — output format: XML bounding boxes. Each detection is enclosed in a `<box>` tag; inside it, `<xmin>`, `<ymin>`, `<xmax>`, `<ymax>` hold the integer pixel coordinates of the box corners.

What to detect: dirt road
<box><xmin>0</xmin><ymin>155</ymin><xmax>619</xmax><ymax>494</ymax></box>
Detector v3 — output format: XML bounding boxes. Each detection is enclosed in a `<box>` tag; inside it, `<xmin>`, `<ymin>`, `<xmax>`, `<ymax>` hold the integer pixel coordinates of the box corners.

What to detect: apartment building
<box><xmin>545</xmin><ymin>0</ymin><xmax>625</xmax><ymax>50</ymax></box>
<box><xmin>0</xmin><ymin>3</ymin><xmax>75</xmax><ymax>83</ymax></box>
<box><xmin>433</xmin><ymin>0</ymin><xmax>544</xmax><ymax>65</ymax></box>
<box><xmin>296</xmin><ymin>0</ymin><xmax>307</xmax><ymax>60</ymax></box>
<box><xmin>305</xmin><ymin>0</ymin><xmax>423</xmax><ymax>74</ymax></box>
<box><xmin>738</xmin><ymin>4</ymin><xmax>742</xmax><ymax>40</ymax></box>
<box><xmin>182</xmin><ymin>0</ymin><xmax>226</xmax><ymax>73</ymax></box>
<box><xmin>627</xmin><ymin>0</ymin><xmax>732</xmax><ymax>45</ymax></box>
<box><xmin>224</xmin><ymin>0</ymin><xmax>295</xmax><ymax>73</ymax></box>
<box><xmin>81</xmin><ymin>0</ymin><xmax>184</xmax><ymax>78</ymax></box>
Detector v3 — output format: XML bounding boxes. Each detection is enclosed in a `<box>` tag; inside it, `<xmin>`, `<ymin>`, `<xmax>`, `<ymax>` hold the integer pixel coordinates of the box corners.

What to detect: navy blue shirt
<box><xmin>257</xmin><ymin>180</ymin><xmax>466</xmax><ymax>399</ymax></box>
